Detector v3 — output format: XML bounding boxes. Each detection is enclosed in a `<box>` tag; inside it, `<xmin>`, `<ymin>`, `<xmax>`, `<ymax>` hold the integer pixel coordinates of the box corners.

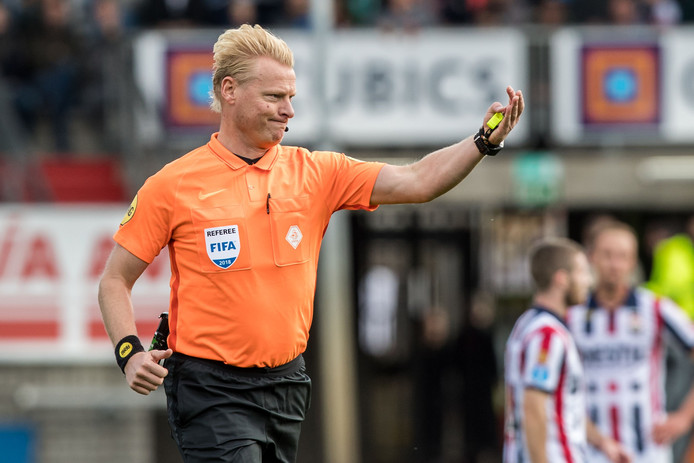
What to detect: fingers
<box><xmin>500</xmin><ymin>87</ymin><xmax>523</xmax><ymax>128</ymax></box>
<box><xmin>517</xmin><ymin>89</ymin><xmax>525</xmax><ymax>115</ymax></box>
<box><xmin>651</xmin><ymin>421</ymin><xmax>676</xmax><ymax>445</ymax></box>
<box><xmin>652</xmin><ymin>422</ymin><xmax>664</xmax><ymax>443</ymax></box>
<box><xmin>652</xmin><ymin>427</ymin><xmax>670</xmax><ymax>445</ymax></box>
<box><xmin>507</xmin><ymin>89</ymin><xmax>522</xmax><ymax>119</ymax></box>
<box><xmin>126</xmin><ymin>351</ymin><xmax>170</xmax><ymax>395</ymax></box>
<box><xmin>130</xmin><ymin>365</ymin><xmax>167</xmax><ymax>395</ymax></box>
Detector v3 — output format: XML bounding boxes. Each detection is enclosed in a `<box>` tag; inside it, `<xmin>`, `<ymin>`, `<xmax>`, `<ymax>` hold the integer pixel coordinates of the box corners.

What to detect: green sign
<box><xmin>512</xmin><ymin>152</ymin><xmax>564</xmax><ymax>206</ymax></box>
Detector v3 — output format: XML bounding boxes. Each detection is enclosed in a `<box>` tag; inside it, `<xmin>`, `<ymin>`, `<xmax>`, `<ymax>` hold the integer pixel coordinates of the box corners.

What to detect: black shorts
<box><xmin>163</xmin><ymin>353</ymin><xmax>312</xmax><ymax>463</ymax></box>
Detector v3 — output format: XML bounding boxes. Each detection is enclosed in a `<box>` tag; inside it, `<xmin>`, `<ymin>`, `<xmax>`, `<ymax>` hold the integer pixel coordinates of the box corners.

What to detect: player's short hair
<box><xmin>529</xmin><ymin>237</ymin><xmax>584</xmax><ymax>291</ymax></box>
<box><xmin>210</xmin><ymin>24</ymin><xmax>294</xmax><ymax>113</ymax></box>
<box><xmin>584</xmin><ymin>220</ymin><xmax>637</xmax><ymax>253</ymax></box>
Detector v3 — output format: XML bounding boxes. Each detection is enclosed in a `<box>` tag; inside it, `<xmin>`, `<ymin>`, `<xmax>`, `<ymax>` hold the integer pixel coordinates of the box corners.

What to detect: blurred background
<box><xmin>1</xmin><ymin>0</ymin><xmax>694</xmax><ymax>462</ymax></box>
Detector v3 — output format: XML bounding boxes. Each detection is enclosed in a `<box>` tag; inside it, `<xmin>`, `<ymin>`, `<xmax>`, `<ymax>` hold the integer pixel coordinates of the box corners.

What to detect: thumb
<box><xmin>491</xmin><ymin>102</ymin><xmax>505</xmax><ymax>113</ymax></box>
<box><xmin>151</xmin><ymin>348</ymin><xmax>173</xmax><ymax>362</ymax></box>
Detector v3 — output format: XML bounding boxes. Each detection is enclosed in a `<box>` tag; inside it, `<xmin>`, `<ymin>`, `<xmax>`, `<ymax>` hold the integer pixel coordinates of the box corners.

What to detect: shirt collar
<box><xmin>532</xmin><ymin>305</ymin><xmax>569</xmax><ymax>329</ymax></box>
<box><xmin>587</xmin><ymin>287</ymin><xmax>638</xmax><ymax>309</ymax></box>
<box><xmin>207</xmin><ymin>132</ymin><xmax>280</xmax><ymax>171</ymax></box>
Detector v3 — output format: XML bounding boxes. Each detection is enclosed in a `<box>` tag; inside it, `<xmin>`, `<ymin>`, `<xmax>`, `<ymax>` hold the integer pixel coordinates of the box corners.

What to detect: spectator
<box><xmin>678</xmin><ymin>0</ymin><xmax>694</xmax><ymax>22</ymax></box>
<box><xmin>378</xmin><ymin>0</ymin><xmax>438</xmax><ymax>33</ymax></box>
<box><xmin>0</xmin><ymin>2</ymin><xmax>16</xmax><ymax>77</ymax></box>
<box><xmin>280</xmin><ymin>0</ymin><xmax>310</xmax><ymax>29</ymax></box>
<box><xmin>135</xmin><ymin>0</ymin><xmax>228</xmax><ymax>28</ymax></box>
<box><xmin>469</xmin><ymin>0</ymin><xmax>512</xmax><ymax>26</ymax></box>
<box><xmin>534</xmin><ymin>0</ymin><xmax>569</xmax><ymax>25</ymax></box>
<box><xmin>439</xmin><ymin>0</ymin><xmax>474</xmax><ymax>24</ymax></box>
<box><xmin>645</xmin><ymin>0</ymin><xmax>682</xmax><ymax>25</ymax></box>
<box><xmin>570</xmin><ymin>0</ymin><xmax>608</xmax><ymax>23</ymax></box>
<box><xmin>339</xmin><ymin>0</ymin><xmax>382</xmax><ymax>26</ymax></box>
<box><xmin>12</xmin><ymin>0</ymin><xmax>83</xmax><ymax>152</ymax></box>
<box><xmin>82</xmin><ymin>0</ymin><xmax>132</xmax><ymax>154</ymax></box>
<box><xmin>227</xmin><ymin>0</ymin><xmax>258</xmax><ymax>27</ymax></box>
<box><xmin>608</xmin><ymin>0</ymin><xmax>647</xmax><ymax>24</ymax></box>
<box><xmin>255</xmin><ymin>0</ymin><xmax>285</xmax><ymax>26</ymax></box>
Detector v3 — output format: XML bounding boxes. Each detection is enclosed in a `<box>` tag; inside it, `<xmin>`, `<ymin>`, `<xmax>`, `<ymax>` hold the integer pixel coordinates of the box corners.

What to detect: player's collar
<box><xmin>532</xmin><ymin>305</ymin><xmax>569</xmax><ymax>328</ymax></box>
<box><xmin>587</xmin><ymin>287</ymin><xmax>638</xmax><ymax>310</ymax></box>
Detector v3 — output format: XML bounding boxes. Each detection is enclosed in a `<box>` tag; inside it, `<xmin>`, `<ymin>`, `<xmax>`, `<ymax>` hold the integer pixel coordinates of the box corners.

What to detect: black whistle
<box><xmin>149</xmin><ymin>312</ymin><xmax>169</xmax><ymax>351</ymax></box>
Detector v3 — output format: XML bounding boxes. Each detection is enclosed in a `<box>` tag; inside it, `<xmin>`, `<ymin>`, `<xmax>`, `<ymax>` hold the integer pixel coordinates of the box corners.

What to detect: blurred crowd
<box><xmin>0</xmin><ymin>0</ymin><xmax>692</xmax><ymax>155</ymax></box>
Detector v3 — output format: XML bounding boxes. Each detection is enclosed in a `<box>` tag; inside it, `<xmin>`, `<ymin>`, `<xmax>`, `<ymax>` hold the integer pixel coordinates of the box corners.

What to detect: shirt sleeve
<box><xmin>522</xmin><ymin>327</ymin><xmax>567</xmax><ymax>393</ymax></box>
<box><xmin>113</xmin><ymin>171</ymin><xmax>173</xmax><ymax>264</ymax></box>
<box><xmin>659</xmin><ymin>296</ymin><xmax>694</xmax><ymax>351</ymax></box>
<box><xmin>315</xmin><ymin>151</ymin><xmax>385</xmax><ymax>213</ymax></box>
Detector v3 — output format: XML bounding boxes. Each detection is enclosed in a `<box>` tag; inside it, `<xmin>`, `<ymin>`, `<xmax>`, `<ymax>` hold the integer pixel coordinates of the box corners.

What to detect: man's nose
<box><xmin>281</xmin><ymin>98</ymin><xmax>295</xmax><ymax>119</ymax></box>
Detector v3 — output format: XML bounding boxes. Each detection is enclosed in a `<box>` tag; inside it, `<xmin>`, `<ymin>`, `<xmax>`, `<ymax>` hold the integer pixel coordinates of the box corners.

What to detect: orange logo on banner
<box><xmin>166</xmin><ymin>50</ymin><xmax>220</xmax><ymax>128</ymax></box>
<box><xmin>581</xmin><ymin>46</ymin><xmax>660</xmax><ymax>125</ymax></box>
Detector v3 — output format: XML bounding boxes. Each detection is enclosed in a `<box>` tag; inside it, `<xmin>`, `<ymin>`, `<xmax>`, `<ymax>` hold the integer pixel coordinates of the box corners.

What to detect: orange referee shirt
<box><xmin>115</xmin><ymin>133</ymin><xmax>385</xmax><ymax>368</ymax></box>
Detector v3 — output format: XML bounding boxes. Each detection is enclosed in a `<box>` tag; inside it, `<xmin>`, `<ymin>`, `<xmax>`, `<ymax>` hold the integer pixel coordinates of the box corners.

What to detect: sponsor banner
<box><xmin>550</xmin><ymin>27</ymin><xmax>694</xmax><ymax>145</ymax></box>
<box><xmin>134</xmin><ymin>28</ymin><xmax>529</xmax><ymax>146</ymax></box>
<box><xmin>0</xmin><ymin>206</ymin><xmax>170</xmax><ymax>363</ymax></box>
<box><xmin>661</xmin><ymin>29</ymin><xmax>694</xmax><ymax>142</ymax></box>
<box><xmin>320</xmin><ymin>29</ymin><xmax>528</xmax><ymax>145</ymax></box>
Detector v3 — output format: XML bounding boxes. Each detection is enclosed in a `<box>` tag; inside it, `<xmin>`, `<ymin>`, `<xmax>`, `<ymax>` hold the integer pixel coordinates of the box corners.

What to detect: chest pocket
<box><xmin>268</xmin><ymin>195</ymin><xmax>310</xmax><ymax>266</ymax></box>
<box><xmin>192</xmin><ymin>205</ymin><xmax>252</xmax><ymax>272</ymax></box>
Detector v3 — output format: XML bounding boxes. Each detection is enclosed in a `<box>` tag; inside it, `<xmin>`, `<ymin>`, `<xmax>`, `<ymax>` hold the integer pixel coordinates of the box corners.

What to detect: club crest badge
<box><xmin>120</xmin><ymin>195</ymin><xmax>138</xmax><ymax>226</ymax></box>
<box><xmin>285</xmin><ymin>225</ymin><xmax>302</xmax><ymax>249</ymax></box>
<box><xmin>205</xmin><ymin>225</ymin><xmax>240</xmax><ymax>269</ymax></box>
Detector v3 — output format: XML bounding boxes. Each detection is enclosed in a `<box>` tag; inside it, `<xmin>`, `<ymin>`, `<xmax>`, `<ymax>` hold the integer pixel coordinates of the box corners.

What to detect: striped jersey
<box><xmin>568</xmin><ymin>287</ymin><xmax>694</xmax><ymax>463</ymax></box>
<box><xmin>504</xmin><ymin>307</ymin><xmax>588</xmax><ymax>463</ymax></box>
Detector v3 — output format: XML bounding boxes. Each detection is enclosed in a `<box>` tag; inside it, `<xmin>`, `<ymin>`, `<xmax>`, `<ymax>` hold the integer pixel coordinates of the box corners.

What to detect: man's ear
<box><xmin>220</xmin><ymin>76</ymin><xmax>236</xmax><ymax>105</ymax></box>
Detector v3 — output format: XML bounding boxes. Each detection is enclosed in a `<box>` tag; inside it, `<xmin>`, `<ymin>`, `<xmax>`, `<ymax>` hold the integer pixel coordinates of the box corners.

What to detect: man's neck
<box><xmin>594</xmin><ymin>284</ymin><xmax>629</xmax><ymax>311</ymax></box>
<box><xmin>217</xmin><ymin>127</ymin><xmax>268</xmax><ymax>160</ymax></box>
<box><xmin>532</xmin><ymin>293</ymin><xmax>567</xmax><ymax>320</ymax></box>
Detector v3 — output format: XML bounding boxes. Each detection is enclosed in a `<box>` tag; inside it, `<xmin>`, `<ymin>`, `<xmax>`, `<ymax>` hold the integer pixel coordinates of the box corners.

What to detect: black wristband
<box><xmin>473</xmin><ymin>127</ymin><xmax>504</xmax><ymax>156</ymax></box>
<box><xmin>115</xmin><ymin>335</ymin><xmax>145</xmax><ymax>374</ymax></box>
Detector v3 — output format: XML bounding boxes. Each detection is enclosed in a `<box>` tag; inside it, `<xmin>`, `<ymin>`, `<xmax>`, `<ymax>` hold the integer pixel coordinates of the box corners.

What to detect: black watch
<box><xmin>473</xmin><ymin>127</ymin><xmax>504</xmax><ymax>156</ymax></box>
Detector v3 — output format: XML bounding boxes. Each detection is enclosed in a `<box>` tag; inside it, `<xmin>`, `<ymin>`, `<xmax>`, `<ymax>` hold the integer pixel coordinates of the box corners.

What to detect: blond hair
<box><xmin>529</xmin><ymin>237</ymin><xmax>584</xmax><ymax>291</ymax></box>
<box><xmin>210</xmin><ymin>24</ymin><xmax>294</xmax><ymax>113</ymax></box>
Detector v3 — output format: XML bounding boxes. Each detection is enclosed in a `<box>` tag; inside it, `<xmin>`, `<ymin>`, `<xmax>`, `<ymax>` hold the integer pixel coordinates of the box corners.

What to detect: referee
<box><xmin>98</xmin><ymin>24</ymin><xmax>524</xmax><ymax>463</ymax></box>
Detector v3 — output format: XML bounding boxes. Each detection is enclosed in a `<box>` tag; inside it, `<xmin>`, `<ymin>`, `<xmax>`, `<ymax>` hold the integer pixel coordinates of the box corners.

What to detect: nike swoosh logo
<box><xmin>198</xmin><ymin>189</ymin><xmax>226</xmax><ymax>200</ymax></box>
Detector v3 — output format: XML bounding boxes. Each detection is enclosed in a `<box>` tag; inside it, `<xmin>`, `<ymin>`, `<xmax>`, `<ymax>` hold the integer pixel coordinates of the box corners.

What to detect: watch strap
<box><xmin>473</xmin><ymin>127</ymin><xmax>504</xmax><ymax>156</ymax></box>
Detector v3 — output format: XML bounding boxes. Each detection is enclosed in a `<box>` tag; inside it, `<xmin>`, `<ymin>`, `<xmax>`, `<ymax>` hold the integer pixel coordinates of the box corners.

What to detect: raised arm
<box><xmin>98</xmin><ymin>243</ymin><xmax>172</xmax><ymax>394</ymax></box>
<box><xmin>370</xmin><ymin>86</ymin><xmax>524</xmax><ymax>205</ymax></box>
